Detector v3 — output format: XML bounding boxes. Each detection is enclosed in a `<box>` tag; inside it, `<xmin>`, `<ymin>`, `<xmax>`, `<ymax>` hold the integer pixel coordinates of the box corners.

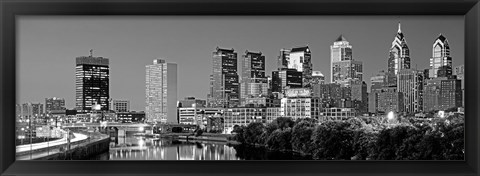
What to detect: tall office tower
<box><xmin>398</xmin><ymin>69</ymin><xmax>424</xmax><ymax>114</ymax></box>
<box><xmin>368</xmin><ymin>71</ymin><xmax>387</xmax><ymax>113</ymax></box>
<box><xmin>330</xmin><ymin>35</ymin><xmax>353</xmax><ymax>81</ymax></box>
<box><xmin>351</xmin><ymin>81</ymin><xmax>368</xmax><ymax>113</ymax></box>
<box><xmin>387</xmin><ymin>23</ymin><xmax>411</xmax><ymax>86</ymax></box>
<box><xmin>75</xmin><ymin>51</ymin><xmax>110</xmax><ymax>112</ymax></box>
<box><xmin>429</xmin><ymin>34</ymin><xmax>453</xmax><ymax>78</ymax></box>
<box><xmin>110</xmin><ymin>99</ymin><xmax>130</xmax><ymax>113</ymax></box>
<box><xmin>271</xmin><ymin>68</ymin><xmax>303</xmax><ymax>97</ymax></box>
<box><xmin>45</xmin><ymin>97</ymin><xmax>66</xmax><ymax>113</ymax></box>
<box><xmin>331</xmin><ymin>60</ymin><xmax>363</xmax><ymax>87</ymax></box>
<box><xmin>209</xmin><ymin>47</ymin><xmax>240</xmax><ymax>108</ymax></box>
<box><xmin>145</xmin><ymin>59</ymin><xmax>178</xmax><ymax>123</ymax></box>
<box><xmin>240</xmin><ymin>50</ymin><xmax>268</xmax><ymax>105</ymax></box>
<box><xmin>330</xmin><ymin>35</ymin><xmax>363</xmax><ymax>87</ymax></box>
<box><xmin>288</xmin><ymin>46</ymin><xmax>312</xmax><ymax>87</ymax></box>
<box><xmin>453</xmin><ymin>65</ymin><xmax>464</xmax><ymax>107</ymax></box>
<box><xmin>277</xmin><ymin>49</ymin><xmax>290</xmax><ymax>70</ymax></box>
<box><xmin>311</xmin><ymin>71</ymin><xmax>325</xmax><ymax>85</ymax></box>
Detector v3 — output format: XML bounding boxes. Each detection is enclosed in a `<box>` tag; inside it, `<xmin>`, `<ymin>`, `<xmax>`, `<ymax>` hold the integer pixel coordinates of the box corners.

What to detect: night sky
<box><xmin>17</xmin><ymin>16</ymin><xmax>464</xmax><ymax>111</ymax></box>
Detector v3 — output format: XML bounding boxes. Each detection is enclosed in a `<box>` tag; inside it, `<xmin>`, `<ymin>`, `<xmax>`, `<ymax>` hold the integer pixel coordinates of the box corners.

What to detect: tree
<box><xmin>265</xmin><ymin>128</ymin><xmax>292</xmax><ymax>151</ymax></box>
<box><xmin>272</xmin><ymin>117</ymin><xmax>295</xmax><ymax>130</ymax></box>
<box><xmin>291</xmin><ymin>119</ymin><xmax>316</xmax><ymax>154</ymax></box>
<box><xmin>352</xmin><ymin>130</ymin><xmax>376</xmax><ymax>160</ymax></box>
<box><xmin>243</xmin><ymin>122</ymin><xmax>265</xmax><ymax>145</ymax></box>
<box><xmin>311</xmin><ymin>121</ymin><xmax>355</xmax><ymax>160</ymax></box>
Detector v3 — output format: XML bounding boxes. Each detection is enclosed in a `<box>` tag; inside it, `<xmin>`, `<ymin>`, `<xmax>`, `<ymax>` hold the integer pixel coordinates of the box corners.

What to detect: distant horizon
<box><xmin>17</xmin><ymin>16</ymin><xmax>464</xmax><ymax>111</ymax></box>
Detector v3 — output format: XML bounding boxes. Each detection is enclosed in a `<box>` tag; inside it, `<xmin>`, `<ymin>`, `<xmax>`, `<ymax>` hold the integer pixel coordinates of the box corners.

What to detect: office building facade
<box><xmin>288</xmin><ymin>46</ymin><xmax>312</xmax><ymax>87</ymax></box>
<box><xmin>271</xmin><ymin>68</ymin><xmax>303</xmax><ymax>96</ymax></box>
<box><xmin>145</xmin><ymin>59</ymin><xmax>178</xmax><ymax>123</ymax></box>
<box><xmin>398</xmin><ymin>69</ymin><xmax>424</xmax><ymax>114</ymax></box>
<box><xmin>240</xmin><ymin>50</ymin><xmax>267</xmax><ymax>105</ymax></box>
<box><xmin>387</xmin><ymin>23</ymin><xmax>411</xmax><ymax>86</ymax></box>
<box><xmin>45</xmin><ymin>97</ymin><xmax>66</xmax><ymax>114</ymax></box>
<box><xmin>208</xmin><ymin>47</ymin><xmax>240</xmax><ymax>108</ymax></box>
<box><xmin>110</xmin><ymin>99</ymin><xmax>130</xmax><ymax>113</ymax></box>
<box><xmin>429</xmin><ymin>34</ymin><xmax>453</xmax><ymax>78</ymax></box>
<box><xmin>75</xmin><ymin>53</ymin><xmax>110</xmax><ymax>112</ymax></box>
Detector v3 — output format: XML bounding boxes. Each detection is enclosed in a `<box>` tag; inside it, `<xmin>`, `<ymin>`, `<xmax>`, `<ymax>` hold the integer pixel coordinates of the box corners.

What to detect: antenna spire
<box><xmin>398</xmin><ymin>22</ymin><xmax>401</xmax><ymax>33</ymax></box>
<box><xmin>89</xmin><ymin>49</ymin><xmax>93</xmax><ymax>57</ymax></box>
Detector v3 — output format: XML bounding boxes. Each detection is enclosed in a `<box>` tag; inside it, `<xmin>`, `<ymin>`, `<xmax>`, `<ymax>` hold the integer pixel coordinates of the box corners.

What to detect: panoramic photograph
<box><xmin>16</xmin><ymin>16</ymin><xmax>464</xmax><ymax>160</ymax></box>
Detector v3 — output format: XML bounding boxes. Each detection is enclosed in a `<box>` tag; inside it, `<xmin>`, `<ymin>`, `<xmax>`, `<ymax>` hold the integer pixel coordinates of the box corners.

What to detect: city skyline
<box><xmin>18</xmin><ymin>16</ymin><xmax>464</xmax><ymax>111</ymax></box>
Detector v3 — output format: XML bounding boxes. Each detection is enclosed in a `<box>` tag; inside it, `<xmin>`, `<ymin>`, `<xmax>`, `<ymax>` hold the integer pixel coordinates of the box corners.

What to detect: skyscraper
<box><xmin>277</xmin><ymin>48</ymin><xmax>290</xmax><ymax>70</ymax></box>
<box><xmin>387</xmin><ymin>23</ymin><xmax>411</xmax><ymax>86</ymax></box>
<box><xmin>288</xmin><ymin>46</ymin><xmax>312</xmax><ymax>87</ymax></box>
<box><xmin>453</xmin><ymin>65</ymin><xmax>464</xmax><ymax>107</ymax></box>
<box><xmin>429</xmin><ymin>34</ymin><xmax>453</xmax><ymax>78</ymax></box>
<box><xmin>330</xmin><ymin>35</ymin><xmax>353</xmax><ymax>81</ymax></box>
<box><xmin>423</xmin><ymin>77</ymin><xmax>462</xmax><ymax>112</ymax></box>
<box><xmin>368</xmin><ymin>71</ymin><xmax>387</xmax><ymax>113</ymax></box>
<box><xmin>330</xmin><ymin>35</ymin><xmax>363</xmax><ymax>87</ymax></box>
<box><xmin>208</xmin><ymin>47</ymin><xmax>240</xmax><ymax>108</ymax></box>
<box><xmin>240</xmin><ymin>50</ymin><xmax>267</xmax><ymax>105</ymax></box>
<box><xmin>271</xmin><ymin>68</ymin><xmax>303</xmax><ymax>97</ymax></box>
<box><xmin>145</xmin><ymin>59</ymin><xmax>178</xmax><ymax>123</ymax></box>
<box><xmin>331</xmin><ymin>60</ymin><xmax>363</xmax><ymax>87</ymax></box>
<box><xmin>45</xmin><ymin>97</ymin><xmax>66</xmax><ymax>113</ymax></box>
<box><xmin>351</xmin><ymin>81</ymin><xmax>368</xmax><ymax>113</ymax></box>
<box><xmin>398</xmin><ymin>69</ymin><xmax>424</xmax><ymax>114</ymax></box>
<box><xmin>75</xmin><ymin>51</ymin><xmax>110</xmax><ymax>112</ymax></box>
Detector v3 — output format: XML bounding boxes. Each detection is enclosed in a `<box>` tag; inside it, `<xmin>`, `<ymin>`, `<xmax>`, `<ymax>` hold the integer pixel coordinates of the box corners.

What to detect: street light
<box><xmin>438</xmin><ymin>111</ymin><xmax>445</xmax><ymax>119</ymax></box>
<box><xmin>387</xmin><ymin>111</ymin><xmax>395</xmax><ymax>120</ymax></box>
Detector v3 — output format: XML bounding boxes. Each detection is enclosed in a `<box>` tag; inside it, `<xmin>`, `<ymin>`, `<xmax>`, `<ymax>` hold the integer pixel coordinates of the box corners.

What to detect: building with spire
<box><xmin>330</xmin><ymin>35</ymin><xmax>363</xmax><ymax>87</ymax></box>
<box><xmin>207</xmin><ymin>47</ymin><xmax>240</xmax><ymax>108</ymax></box>
<box><xmin>387</xmin><ymin>23</ymin><xmax>411</xmax><ymax>87</ymax></box>
<box><xmin>429</xmin><ymin>34</ymin><xmax>453</xmax><ymax>78</ymax></box>
<box><xmin>75</xmin><ymin>50</ymin><xmax>110</xmax><ymax>113</ymax></box>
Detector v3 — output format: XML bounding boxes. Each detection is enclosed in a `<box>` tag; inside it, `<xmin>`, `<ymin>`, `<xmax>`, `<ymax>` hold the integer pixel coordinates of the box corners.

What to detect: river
<box><xmin>92</xmin><ymin>135</ymin><xmax>312</xmax><ymax>160</ymax></box>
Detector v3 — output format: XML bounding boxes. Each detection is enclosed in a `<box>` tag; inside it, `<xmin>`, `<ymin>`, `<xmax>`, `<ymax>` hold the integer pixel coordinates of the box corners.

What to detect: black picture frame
<box><xmin>1</xmin><ymin>0</ymin><xmax>479</xmax><ymax>176</ymax></box>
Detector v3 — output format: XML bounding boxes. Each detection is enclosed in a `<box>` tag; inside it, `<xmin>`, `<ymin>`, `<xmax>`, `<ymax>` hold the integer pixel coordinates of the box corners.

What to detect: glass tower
<box><xmin>429</xmin><ymin>34</ymin><xmax>452</xmax><ymax>78</ymax></box>
<box><xmin>75</xmin><ymin>52</ymin><xmax>110</xmax><ymax>112</ymax></box>
<box><xmin>387</xmin><ymin>23</ymin><xmax>411</xmax><ymax>86</ymax></box>
<box><xmin>145</xmin><ymin>59</ymin><xmax>178</xmax><ymax>123</ymax></box>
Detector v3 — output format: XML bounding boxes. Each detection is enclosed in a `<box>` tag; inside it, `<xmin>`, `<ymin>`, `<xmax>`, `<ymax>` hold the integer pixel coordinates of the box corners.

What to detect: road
<box><xmin>16</xmin><ymin>133</ymin><xmax>88</xmax><ymax>160</ymax></box>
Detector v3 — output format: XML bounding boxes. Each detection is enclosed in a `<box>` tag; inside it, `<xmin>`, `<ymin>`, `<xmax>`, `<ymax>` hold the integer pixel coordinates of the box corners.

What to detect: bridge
<box><xmin>62</xmin><ymin>122</ymin><xmax>198</xmax><ymax>144</ymax></box>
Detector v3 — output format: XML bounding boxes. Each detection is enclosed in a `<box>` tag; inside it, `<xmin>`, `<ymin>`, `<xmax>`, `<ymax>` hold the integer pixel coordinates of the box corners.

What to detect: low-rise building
<box><xmin>319</xmin><ymin>107</ymin><xmax>357</xmax><ymax>121</ymax></box>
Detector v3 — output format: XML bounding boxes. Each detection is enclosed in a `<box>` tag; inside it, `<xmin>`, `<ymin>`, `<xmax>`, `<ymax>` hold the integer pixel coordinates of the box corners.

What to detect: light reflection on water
<box><xmin>108</xmin><ymin>136</ymin><xmax>241</xmax><ymax>160</ymax></box>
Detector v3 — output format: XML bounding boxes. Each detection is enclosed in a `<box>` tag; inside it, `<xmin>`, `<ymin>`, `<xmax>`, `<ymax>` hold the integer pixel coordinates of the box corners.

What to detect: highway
<box><xmin>16</xmin><ymin>133</ymin><xmax>88</xmax><ymax>160</ymax></box>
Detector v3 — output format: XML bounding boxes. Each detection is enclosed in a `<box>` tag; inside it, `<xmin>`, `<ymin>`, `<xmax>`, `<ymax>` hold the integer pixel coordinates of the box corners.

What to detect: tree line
<box><xmin>230</xmin><ymin>116</ymin><xmax>464</xmax><ymax>160</ymax></box>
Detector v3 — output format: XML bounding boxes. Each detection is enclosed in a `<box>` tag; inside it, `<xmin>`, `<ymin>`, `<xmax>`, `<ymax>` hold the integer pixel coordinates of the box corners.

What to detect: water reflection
<box><xmin>103</xmin><ymin>136</ymin><xmax>312</xmax><ymax>160</ymax></box>
<box><xmin>108</xmin><ymin>136</ymin><xmax>240</xmax><ymax>160</ymax></box>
